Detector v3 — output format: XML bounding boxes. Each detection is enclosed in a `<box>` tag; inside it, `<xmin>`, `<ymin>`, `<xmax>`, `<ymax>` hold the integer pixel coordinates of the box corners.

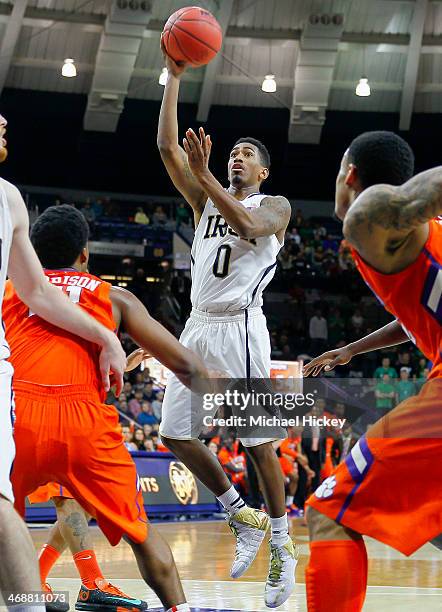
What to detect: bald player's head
<box><xmin>335</xmin><ymin>131</ymin><xmax>415</xmax><ymax>220</ymax></box>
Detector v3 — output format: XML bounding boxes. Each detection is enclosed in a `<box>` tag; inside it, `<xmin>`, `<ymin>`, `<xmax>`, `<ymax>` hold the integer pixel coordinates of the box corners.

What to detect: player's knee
<box><xmin>246</xmin><ymin>441</ymin><xmax>274</xmax><ymax>461</ymax></box>
<box><xmin>307</xmin><ymin>506</ymin><xmax>361</xmax><ymax>542</ymax></box>
<box><xmin>53</xmin><ymin>496</ymin><xmax>82</xmax><ymax>519</ymax></box>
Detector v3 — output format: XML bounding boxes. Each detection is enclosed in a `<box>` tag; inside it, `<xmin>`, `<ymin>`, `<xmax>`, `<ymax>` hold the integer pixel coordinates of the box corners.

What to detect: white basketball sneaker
<box><xmin>264</xmin><ymin>538</ymin><xmax>299</xmax><ymax>608</ymax></box>
<box><xmin>227</xmin><ymin>506</ymin><xmax>270</xmax><ymax>578</ymax></box>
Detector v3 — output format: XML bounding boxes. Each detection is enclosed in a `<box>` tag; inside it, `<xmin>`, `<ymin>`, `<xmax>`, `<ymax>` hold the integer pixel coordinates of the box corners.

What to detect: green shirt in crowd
<box><xmin>396</xmin><ymin>380</ymin><xmax>416</xmax><ymax>403</ymax></box>
<box><xmin>375</xmin><ymin>382</ymin><xmax>395</xmax><ymax>409</ymax></box>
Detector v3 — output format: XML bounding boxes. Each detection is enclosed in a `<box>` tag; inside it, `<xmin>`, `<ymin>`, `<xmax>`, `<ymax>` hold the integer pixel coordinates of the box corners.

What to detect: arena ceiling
<box><xmin>0</xmin><ymin>0</ymin><xmax>441</xmax><ymax>142</ymax></box>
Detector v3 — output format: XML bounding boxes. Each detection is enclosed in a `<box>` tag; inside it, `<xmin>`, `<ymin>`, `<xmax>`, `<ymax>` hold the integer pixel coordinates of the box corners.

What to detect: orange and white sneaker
<box><xmin>75</xmin><ymin>579</ymin><xmax>148</xmax><ymax>611</ymax></box>
<box><xmin>42</xmin><ymin>582</ymin><xmax>70</xmax><ymax>612</ymax></box>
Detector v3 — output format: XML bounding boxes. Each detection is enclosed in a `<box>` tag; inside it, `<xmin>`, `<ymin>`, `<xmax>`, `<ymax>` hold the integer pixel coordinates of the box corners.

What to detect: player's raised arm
<box><xmin>5</xmin><ymin>181</ymin><xmax>126</xmax><ymax>393</ymax></box>
<box><xmin>183</xmin><ymin>127</ymin><xmax>291</xmax><ymax>238</ymax></box>
<box><xmin>157</xmin><ymin>43</ymin><xmax>206</xmax><ymax>217</ymax></box>
<box><xmin>303</xmin><ymin>320</ymin><xmax>409</xmax><ymax>377</ymax></box>
<box><xmin>343</xmin><ymin>166</ymin><xmax>442</xmax><ymax>255</ymax></box>
<box><xmin>110</xmin><ymin>286</ymin><xmax>209</xmax><ymax>389</ymax></box>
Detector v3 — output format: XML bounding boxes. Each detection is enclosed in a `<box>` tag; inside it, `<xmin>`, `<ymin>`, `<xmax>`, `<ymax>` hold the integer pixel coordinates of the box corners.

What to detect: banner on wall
<box><xmin>25</xmin><ymin>453</ymin><xmax>218</xmax><ymax>522</ymax></box>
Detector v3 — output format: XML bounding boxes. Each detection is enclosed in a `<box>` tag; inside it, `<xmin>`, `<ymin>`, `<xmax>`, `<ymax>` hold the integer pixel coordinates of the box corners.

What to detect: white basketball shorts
<box><xmin>160</xmin><ymin>307</ymin><xmax>283</xmax><ymax>447</ymax></box>
<box><xmin>0</xmin><ymin>360</ymin><xmax>15</xmax><ymax>503</ymax></box>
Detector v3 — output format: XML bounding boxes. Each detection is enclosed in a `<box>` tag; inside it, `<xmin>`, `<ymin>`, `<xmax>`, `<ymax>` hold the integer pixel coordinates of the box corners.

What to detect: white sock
<box><xmin>286</xmin><ymin>495</ymin><xmax>294</xmax><ymax>506</ymax></box>
<box><xmin>270</xmin><ymin>513</ymin><xmax>290</xmax><ymax>547</ymax></box>
<box><xmin>217</xmin><ymin>485</ymin><xmax>246</xmax><ymax>516</ymax></box>
<box><xmin>165</xmin><ymin>604</ymin><xmax>190</xmax><ymax>612</ymax></box>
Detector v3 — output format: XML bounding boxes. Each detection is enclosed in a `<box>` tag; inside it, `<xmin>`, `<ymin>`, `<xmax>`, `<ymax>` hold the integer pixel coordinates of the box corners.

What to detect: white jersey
<box><xmin>0</xmin><ymin>182</ymin><xmax>12</xmax><ymax>361</ymax></box>
<box><xmin>190</xmin><ymin>193</ymin><xmax>283</xmax><ymax>312</ymax></box>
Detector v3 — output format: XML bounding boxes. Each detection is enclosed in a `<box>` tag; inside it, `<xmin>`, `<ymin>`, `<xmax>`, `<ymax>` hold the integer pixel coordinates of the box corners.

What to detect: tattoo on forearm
<box><xmin>346</xmin><ymin>168</ymin><xmax>442</xmax><ymax>239</ymax></box>
<box><xmin>180</xmin><ymin>148</ymin><xmax>197</xmax><ymax>182</ymax></box>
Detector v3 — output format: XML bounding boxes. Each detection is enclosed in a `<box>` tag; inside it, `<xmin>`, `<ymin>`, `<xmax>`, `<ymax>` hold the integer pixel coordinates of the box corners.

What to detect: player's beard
<box><xmin>230</xmin><ymin>173</ymin><xmax>244</xmax><ymax>188</ymax></box>
<box><xmin>0</xmin><ymin>147</ymin><xmax>8</xmax><ymax>163</ymax></box>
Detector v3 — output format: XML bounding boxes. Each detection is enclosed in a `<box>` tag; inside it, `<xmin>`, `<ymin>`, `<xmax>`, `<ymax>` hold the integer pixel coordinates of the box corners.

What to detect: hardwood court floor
<box><xmin>26</xmin><ymin>518</ymin><xmax>441</xmax><ymax>611</ymax></box>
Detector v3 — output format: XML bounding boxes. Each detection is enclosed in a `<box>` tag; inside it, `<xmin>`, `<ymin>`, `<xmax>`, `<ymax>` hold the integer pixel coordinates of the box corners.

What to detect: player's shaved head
<box><xmin>348</xmin><ymin>131</ymin><xmax>414</xmax><ymax>189</ymax></box>
<box><xmin>31</xmin><ymin>204</ymin><xmax>89</xmax><ymax>269</ymax></box>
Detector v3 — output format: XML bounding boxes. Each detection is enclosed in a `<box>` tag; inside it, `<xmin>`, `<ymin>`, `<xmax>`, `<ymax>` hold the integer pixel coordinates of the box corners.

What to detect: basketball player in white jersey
<box><xmin>0</xmin><ymin>115</ymin><xmax>126</xmax><ymax>609</ymax></box>
<box><xmin>158</xmin><ymin>51</ymin><xmax>298</xmax><ymax>607</ymax></box>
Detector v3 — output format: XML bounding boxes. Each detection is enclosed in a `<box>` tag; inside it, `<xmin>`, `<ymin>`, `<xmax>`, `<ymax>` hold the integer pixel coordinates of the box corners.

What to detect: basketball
<box><xmin>162</xmin><ymin>6</ymin><xmax>222</xmax><ymax>67</ymax></box>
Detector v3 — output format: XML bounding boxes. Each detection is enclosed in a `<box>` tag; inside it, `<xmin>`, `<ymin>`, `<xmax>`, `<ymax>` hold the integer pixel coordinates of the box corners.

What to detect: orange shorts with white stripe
<box><xmin>307</xmin><ymin>377</ymin><xmax>442</xmax><ymax>556</ymax></box>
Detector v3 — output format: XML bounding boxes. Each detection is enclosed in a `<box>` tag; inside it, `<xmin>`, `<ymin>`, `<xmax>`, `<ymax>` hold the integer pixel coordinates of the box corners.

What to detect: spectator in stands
<box><xmin>374</xmin><ymin>357</ymin><xmax>397</xmax><ymax>380</ymax></box>
<box><xmin>375</xmin><ymin>374</ymin><xmax>396</xmax><ymax>415</ymax></box>
<box><xmin>208</xmin><ymin>440</ymin><xmax>219</xmax><ymax>456</ymax></box>
<box><xmin>91</xmin><ymin>198</ymin><xmax>103</xmax><ymax>219</ymax></box>
<box><xmin>323</xmin><ymin>234</ymin><xmax>339</xmax><ymax>253</ymax></box>
<box><xmin>287</xmin><ymin>227</ymin><xmax>301</xmax><ymax>245</ymax></box>
<box><xmin>171</xmin><ymin>270</ymin><xmax>192</xmax><ymax>323</ymax></box>
<box><xmin>350</xmin><ymin>308</ymin><xmax>365</xmax><ymax>339</ymax></box>
<box><xmin>152</xmin><ymin>205</ymin><xmax>168</xmax><ymax>226</ymax></box>
<box><xmin>294</xmin><ymin>209</ymin><xmax>304</xmax><ymax>228</ymax></box>
<box><xmin>302</xmin><ymin>404</ymin><xmax>327</xmax><ymax>493</ymax></box>
<box><xmin>142</xmin><ymin>367</ymin><xmax>154</xmax><ymax>384</ymax></box>
<box><xmin>137</xmin><ymin>401</ymin><xmax>159</xmax><ymax>427</ymax></box>
<box><xmin>309</xmin><ymin>309</ymin><xmax>328</xmax><ymax>353</ymax></box>
<box><xmin>123</xmin><ymin>381</ymin><xmax>133</xmax><ymax>397</ymax></box>
<box><xmin>176</xmin><ymin>201</ymin><xmax>190</xmax><ymax>227</ymax></box>
<box><xmin>134</xmin><ymin>206</ymin><xmax>150</xmax><ymax>225</ymax></box>
<box><xmin>143</xmin><ymin>438</ymin><xmax>155</xmax><ymax>451</ymax></box>
<box><xmin>133</xmin><ymin>372</ymin><xmax>145</xmax><ymax>393</ymax></box>
<box><xmin>133</xmin><ymin>428</ymin><xmax>145</xmax><ymax>450</ymax></box>
<box><xmin>332</xmin><ymin>422</ymin><xmax>357</xmax><ymax>465</ymax></box>
<box><xmin>122</xmin><ymin>426</ymin><xmax>137</xmax><ymax>452</ymax></box>
<box><xmin>143</xmin><ymin>424</ymin><xmax>153</xmax><ymax>438</ymax></box>
<box><xmin>152</xmin><ymin>390</ymin><xmax>164</xmax><ymax>422</ymax></box>
<box><xmin>143</xmin><ymin>382</ymin><xmax>157</xmax><ymax>402</ymax></box>
<box><xmin>396</xmin><ymin>350</ymin><xmax>414</xmax><ymax>376</ymax></box>
<box><xmin>218</xmin><ymin>434</ymin><xmax>247</xmax><ymax>496</ymax></box>
<box><xmin>417</xmin><ymin>356</ymin><xmax>430</xmax><ymax>377</ymax></box>
<box><xmin>128</xmin><ymin>390</ymin><xmax>144</xmax><ymax>418</ymax></box>
<box><xmin>416</xmin><ymin>367</ymin><xmax>430</xmax><ymax>391</ymax></box>
<box><xmin>81</xmin><ymin>201</ymin><xmax>96</xmax><ymax>227</ymax></box>
<box><xmin>396</xmin><ymin>367</ymin><xmax>416</xmax><ymax>403</ymax></box>
<box><xmin>328</xmin><ymin>307</ymin><xmax>346</xmax><ymax>346</ymax></box>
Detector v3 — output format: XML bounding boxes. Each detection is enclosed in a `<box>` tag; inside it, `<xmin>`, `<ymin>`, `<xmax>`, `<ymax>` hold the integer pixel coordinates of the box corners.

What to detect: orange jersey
<box><xmin>280</xmin><ymin>437</ymin><xmax>301</xmax><ymax>460</ymax></box>
<box><xmin>351</xmin><ymin>219</ymin><xmax>442</xmax><ymax>378</ymax></box>
<box><xmin>3</xmin><ymin>270</ymin><xmax>116</xmax><ymax>393</ymax></box>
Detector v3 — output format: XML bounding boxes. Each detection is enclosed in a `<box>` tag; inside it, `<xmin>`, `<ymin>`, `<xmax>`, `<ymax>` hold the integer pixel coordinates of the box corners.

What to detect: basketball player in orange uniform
<box><xmin>303</xmin><ymin>132</ymin><xmax>442</xmax><ymax>611</ymax></box>
<box><xmin>26</xmin><ymin>349</ymin><xmax>148</xmax><ymax>612</ymax></box>
<box><xmin>6</xmin><ymin>205</ymin><xmax>211</xmax><ymax>612</ymax></box>
<box><xmin>0</xmin><ymin>116</ymin><xmax>126</xmax><ymax>611</ymax></box>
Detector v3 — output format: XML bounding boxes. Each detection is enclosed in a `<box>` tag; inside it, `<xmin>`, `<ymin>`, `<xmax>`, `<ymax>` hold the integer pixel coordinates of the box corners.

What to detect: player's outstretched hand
<box><xmin>99</xmin><ymin>334</ymin><xmax>126</xmax><ymax>395</ymax></box>
<box><xmin>125</xmin><ymin>348</ymin><xmax>151</xmax><ymax>372</ymax></box>
<box><xmin>183</xmin><ymin>127</ymin><xmax>212</xmax><ymax>177</ymax></box>
<box><xmin>303</xmin><ymin>345</ymin><xmax>354</xmax><ymax>377</ymax></box>
<box><xmin>160</xmin><ymin>37</ymin><xmax>188</xmax><ymax>77</ymax></box>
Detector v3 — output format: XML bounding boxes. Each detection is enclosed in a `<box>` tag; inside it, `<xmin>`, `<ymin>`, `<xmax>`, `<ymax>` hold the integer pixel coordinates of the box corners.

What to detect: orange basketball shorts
<box><xmin>307</xmin><ymin>377</ymin><xmax>442</xmax><ymax>556</ymax></box>
<box><xmin>28</xmin><ymin>482</ymin><xmax>74</xmax><ymax>504</ymax></box>
<box><xmin>11</xmin><ymin>382</ymin><xmax>147</xmax><ymax>546</ymax></box>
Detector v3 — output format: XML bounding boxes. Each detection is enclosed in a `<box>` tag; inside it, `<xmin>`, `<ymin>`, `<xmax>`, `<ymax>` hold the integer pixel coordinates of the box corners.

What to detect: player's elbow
<box><xmin>236</xmin><ymin>220</ymin><xmax>257</xmax><ymax>239</ymax></box>
<box><xmin>157</xmin><ymin>139</ymin><xmax>177</xmax><ymax>157</ymax></box>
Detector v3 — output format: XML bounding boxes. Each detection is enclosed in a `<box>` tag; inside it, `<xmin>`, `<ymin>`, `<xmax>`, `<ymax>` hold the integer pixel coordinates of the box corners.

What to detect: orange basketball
<box><xmin>162</xmin><ymin>6</ymin><xmax>222</xmax><ymax>67</ymax></box>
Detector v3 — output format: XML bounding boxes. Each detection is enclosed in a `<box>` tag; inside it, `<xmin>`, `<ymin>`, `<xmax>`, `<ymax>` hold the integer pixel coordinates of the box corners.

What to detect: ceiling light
<box><xmin>262</xmin><ymin>74</ymin><xmax>276</xmax><ymax>93</ymax></box>
<box><xmin>355</xmin><ymin>77</ymin><xmax>370</xmax><ymax>97</ymax></box>
<box><xmin>62</xmin><ymin>58</ymin><xmax>77</xmax><ymax>78</ymax></box>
